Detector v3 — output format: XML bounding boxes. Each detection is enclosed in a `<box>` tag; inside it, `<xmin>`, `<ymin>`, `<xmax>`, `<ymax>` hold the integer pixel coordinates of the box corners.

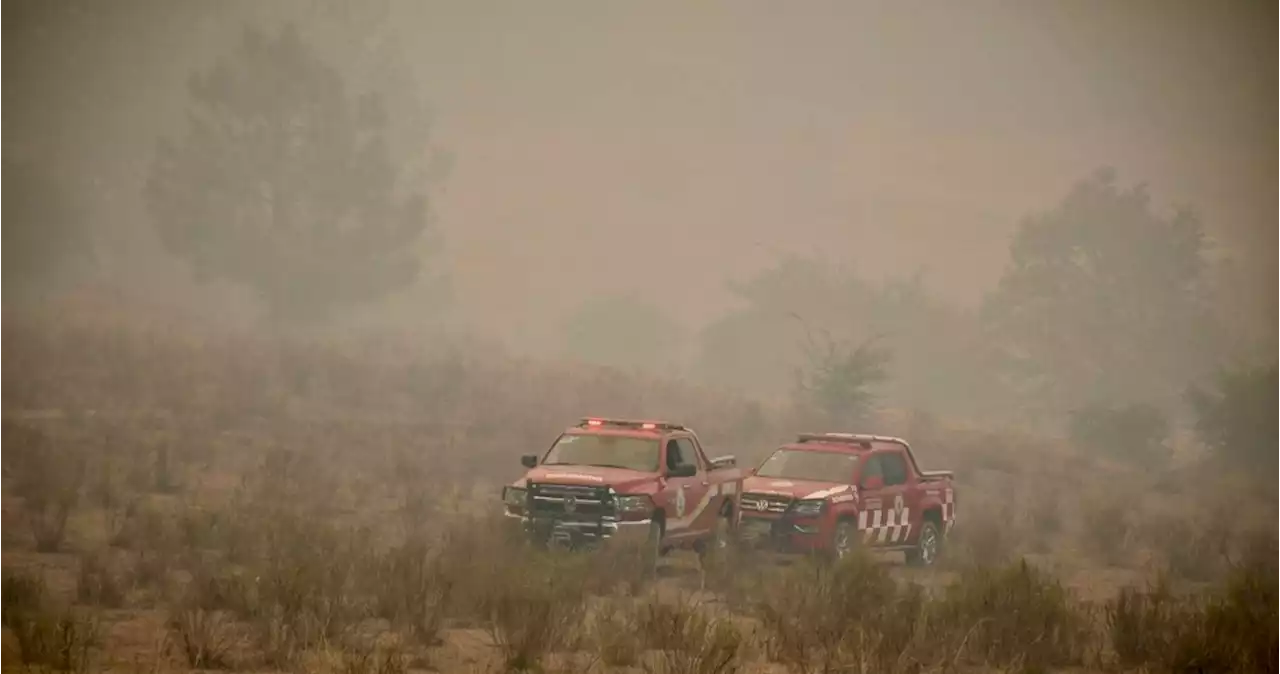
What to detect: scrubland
<box><xmin>2</xmin><ymin>306</ymin><xmax>1275</xmax><ymax>673</ymax></box>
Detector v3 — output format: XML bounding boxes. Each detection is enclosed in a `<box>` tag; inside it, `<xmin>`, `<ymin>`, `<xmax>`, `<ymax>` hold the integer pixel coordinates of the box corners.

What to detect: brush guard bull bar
<box><xmin>513</xmin><ymin>482</ymin><xmax>632</xmax><ymax>550</ymax></box>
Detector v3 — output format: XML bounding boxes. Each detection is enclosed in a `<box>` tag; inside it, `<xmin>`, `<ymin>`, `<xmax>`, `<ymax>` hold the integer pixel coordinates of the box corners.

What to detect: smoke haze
<box><xmin>4</xmin><ymin>0</ymin><xmax>1274</xmax><ymax>395</ymax></box>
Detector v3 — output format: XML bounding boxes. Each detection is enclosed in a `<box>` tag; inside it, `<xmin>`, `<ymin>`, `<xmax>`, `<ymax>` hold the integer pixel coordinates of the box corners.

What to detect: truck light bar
<box><xmin>579</xmin><ymin>417</ymin><xmax>688</xmax><ymax>432</ymax></box>
<box><xmin>795</xmin><ymin>432</ymin><xmax>908</xmax><ymax>448</ymax></box>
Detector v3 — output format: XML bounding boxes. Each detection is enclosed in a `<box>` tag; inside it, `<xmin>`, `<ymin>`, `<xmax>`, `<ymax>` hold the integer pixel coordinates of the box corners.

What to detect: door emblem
<box><xmin>564</xmin><ymin>496</ymin><xmax>577</xmax><ymax>514</ymax></box>
<box><xmin>675</xmin><ymin>487</ymin><xmax>687</xmax><ymax>518</ymax></box>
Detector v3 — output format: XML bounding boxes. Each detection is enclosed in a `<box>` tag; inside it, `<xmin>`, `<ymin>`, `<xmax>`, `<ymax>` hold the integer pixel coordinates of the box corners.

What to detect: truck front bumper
<box><xmin>505</xmin><ymin>511</ymin><xmax>651</xmax><ymax>550</ymax></box>
<box><xmin>737</xmin><ymin>513</ymin><xmax>830</xmax><ymax>554</ymax></box>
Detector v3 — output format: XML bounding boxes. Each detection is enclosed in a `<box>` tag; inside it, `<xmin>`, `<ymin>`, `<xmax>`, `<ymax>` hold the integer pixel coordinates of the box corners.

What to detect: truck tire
<box><xmin>642</xmin><ymin>519</ymin><xmax>663</xmax><ymax>578</ymax></box>
<box><xmin>906</xmin><ymin>520</ymin><xmax>942</xmax><ymax>567</ymax></box>
<box><xmin>697</xmin><ymin>510</ymin><xmax>731</xmax><ymax>561</ymax></box>
<box><xmin>831</xmin><ymin>519</ymin><xmax>858</xmax><ymax>561</ymax></box>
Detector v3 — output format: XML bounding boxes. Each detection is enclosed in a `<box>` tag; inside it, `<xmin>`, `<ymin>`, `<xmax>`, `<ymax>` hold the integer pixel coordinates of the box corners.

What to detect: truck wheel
<box><xmin>906</xmin><ymin>520</ymin><xmax>942</xmax><ymax>567</ymax></box>
<box><xmin>642</xmin><ymin>519</ymin><xmax>663</xmax><ymax>577</ymax></box>
<box><xmin>831</xmin><ymin>520</ymin><xmax>858</xmax><ymax>561</ymax></box>
<box><xmin>697</xmin><ymin>511</ymin><xmax>731</xmax><ymax>561</ymax></box>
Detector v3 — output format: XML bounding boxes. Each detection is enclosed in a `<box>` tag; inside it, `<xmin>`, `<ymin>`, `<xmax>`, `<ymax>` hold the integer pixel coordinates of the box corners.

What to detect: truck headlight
<box><xmin>502</xmin><ymin>486</ymin><xmax>527</xmax><ymax>508</ymax></box>
<box><xmin>614</xmin><ymin>495</ymin><xmax>653</xmax><ymax>514</ymax></box>
<box><xmin>789</xmin><ymin>499</ymin><xmax>825</xmax><ymax>516</ymax></box>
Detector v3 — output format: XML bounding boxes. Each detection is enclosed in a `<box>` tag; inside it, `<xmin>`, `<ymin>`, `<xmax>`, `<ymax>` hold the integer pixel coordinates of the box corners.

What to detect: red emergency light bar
<box><xmin>795</xmin><ymin>432</ymin><xmax>907</xmax><ymax>448</ymax></box>
<box><xmin>579</xmin><ymin>417</ymin><xmax>687</xmax><ymax>432</ymax></box>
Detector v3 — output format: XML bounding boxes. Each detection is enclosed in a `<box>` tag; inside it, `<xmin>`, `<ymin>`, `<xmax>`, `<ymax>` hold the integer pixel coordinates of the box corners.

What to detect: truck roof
<box><xmin>782</xmin><ymin>432</ymin><xmax>911</xmax><ymax>453</ymax></box>
<box><xmin>779</xmin><ymin>432</ymin><xmax>948</xmax><ymax>481</ymax></box>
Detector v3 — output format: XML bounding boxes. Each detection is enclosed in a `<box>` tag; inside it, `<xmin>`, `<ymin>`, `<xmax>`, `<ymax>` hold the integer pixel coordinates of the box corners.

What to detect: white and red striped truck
<box><xmin>737</xmin><ymin>432</ymin><xmax>956</xmax><ymax>565</ymax></box>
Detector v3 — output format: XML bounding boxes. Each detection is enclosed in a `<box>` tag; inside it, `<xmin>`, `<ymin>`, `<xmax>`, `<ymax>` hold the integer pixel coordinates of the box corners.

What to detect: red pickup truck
<box><xmin>501</xmin><ymin>417</ymin><xmax>746</xmax><ymax>568</ymax></box>
<box><xmin>737</xmin><ymin>432</ymin><xmax>956</xmax><ymax>566</ymax></box>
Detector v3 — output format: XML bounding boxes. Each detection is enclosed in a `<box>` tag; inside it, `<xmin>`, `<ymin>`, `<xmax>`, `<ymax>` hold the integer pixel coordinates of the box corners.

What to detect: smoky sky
<box><xmin>4</xmin><ymin>0</ymin><xmax>1274</xmax><ymax>347</ymax></box>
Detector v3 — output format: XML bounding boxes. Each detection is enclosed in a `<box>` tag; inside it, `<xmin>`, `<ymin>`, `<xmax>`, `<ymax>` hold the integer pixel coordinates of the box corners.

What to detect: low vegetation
<box><xmin>2</xmin><ymin>312</ymin><xmax>1275</xmax><ymax>673</ymax></box>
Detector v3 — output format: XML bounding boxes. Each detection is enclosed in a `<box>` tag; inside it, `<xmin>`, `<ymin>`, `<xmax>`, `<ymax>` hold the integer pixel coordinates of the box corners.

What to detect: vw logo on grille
<box><xmin>563</xmin><ymin>496</ymin><xmax>578</xmax><ymax>513</ymax></box>
<box><xmin>755</xmin><ymin>499</ymin><xmax>769</xmax><ymax>512</ymax></box>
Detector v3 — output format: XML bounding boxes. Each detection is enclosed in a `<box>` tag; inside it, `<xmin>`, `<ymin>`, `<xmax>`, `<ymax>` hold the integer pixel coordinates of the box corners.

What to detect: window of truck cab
<box><xmin>880</xmin><ymin>451</ymin><xmax>908</xmax><ymax>485</ymax></box>
<box><xmin>542</xmin><ymin>432</ymin><xmax>661</xmax><ymax>472</ymax></box>
<box><xmin>666</xmin><ymin>438</ymin><xmax>699</xmax><ymax>473</ymax></box>
<box><xmin>859</xmin><ymin>451</ymin><xmax>908</xmax><ymax>486</ymax></box>
<box><xmin>755</xmin><ymin>448</ymin><xmax>858</xmax><ymax>483</ymax></box>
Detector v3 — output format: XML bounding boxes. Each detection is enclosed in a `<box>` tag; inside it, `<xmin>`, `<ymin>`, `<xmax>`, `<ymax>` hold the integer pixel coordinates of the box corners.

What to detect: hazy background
<box><xmin>5</xmin><ymin>0</ymin><xmax>1275</xmax><ymax>422</ymax></box>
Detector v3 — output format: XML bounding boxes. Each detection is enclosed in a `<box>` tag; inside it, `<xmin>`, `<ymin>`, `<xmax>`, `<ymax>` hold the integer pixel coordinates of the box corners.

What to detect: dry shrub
<box><xmin>178</xmin><ymin>503</ymin><xmax>235</xmax><ymax>552</ymax></box>
<box><xmin>184</xmin><ymin>560</ymin><xmax>259</xmax><ymax>619</ymax></box>
<box><xmin>1107</xmin><ymin>577</ymin><xmax>1193</xmax><ymax>668</ymax></box>
<box><xmin>5</xmin><ymin>421</ymin><xmax>86</xmax><ymax>552</ymax></box>
<box><xmin>1080</xmin><ymin>495</ymin><xmax>1134</xmax><ymax>566</ymax></box>
<box><xmin>251</xmin><ymin>513</ymin><xmax>370</xmax><ymax>652</ymax></box>
<box><xmin>1</xmin><ymin>572</ymin><xmax>101</xmax><ymax>673</ymax></box>
<box><xmin>1107</xmin><ymin>560</ymin><xmax>1278</xmax><ymax>672</ymax></box>
<box><xmin>0</xmin><ymin>417</ymin><xmax>46</xmax><ymax>454</ymax></box>
<box><xmin>76</xmin><ymin>551</ymin><xmax>128</xmax><ymax>608</ymax></box>
<box><xmin>87</xmin><ymin>428</ymin><xmax>138</xmax><ymax>542</ymax></box>
<box><xmin>749</xmin><ymin>552</ymin><xmax>922</xmax><ymax>674</ymax></box>
<box><xmin>169</xmin><ymin>607</ymin><xmax>240</xmax><ymax>669</ymax></box>
<box><xmin>930</xmin><ymin>558</ymin><xmax>1090</xmax><ymax>671</ymax></box>
<box><xmin>132</xmin><ymin>549</ymin><xmax>175</xmax><ymax>596</ymax></box>
<box><xmin>581</xmin><ymin>535</ymin><xmax>661</xmax><ymax>596</ymax></box>
<box><xmin>431</xmin><ymin>513</ymin><xmax>528</xmax><ymax>625</ymax></box>
<box><xmin>1230</xmin><ymin>527</ymin><xmax>1279</xmax><ymax>574</ymax></box>
<box><xmin>165</xmin><ymin>557</ymin><xmax>258</xmax><ymax>668</ymax></box>
<box><xmin>365</xmin><ymin>535</ymin><xmax>452</xmax><ymax>648</ymax></box>
<box><xmin>9</xmin><ymin>609</ymin><xmax>101</xmax><ymax>673</ymax></box>
<box><xmin>637</xmin><ymin>594</ymin><xmax>704</xmax><ymax>652</ymax></box>
<box><xmin>480</xmin><ymin>550</ymin><xmax>590</xmax><ymax>672</ymax></box>
<box><xmin>3</xmin><ymin>572</ymin><xmax>48</xmax><ymax>620</ymax></box>
<box><xmin>945</xmin><ymin>500</ymin><xmax>1017</xmax><ymax>568</ymax></box>
<box><xmin>111</xmin><ymin>498</ymin><xmax>178</xmax><ymax>553</ymax></box>
<box><xmin>1204</xmin><ymin>561</ymin><xmax>1279</xmax><ymax>672</ymax></box>
<box><xmin>1024</xmin><ymin>482</ymin><xmax>1063</xmax><ymax>553</ymax></box>
<box><xmin>591</xmin><ymin>597</ymin><xmax>642</xmax><ymax>667</ymax></box>
<box><xmin>2</xmin><ymin>637</ymin><xmax>24</xmax><ymax>672</ymax></box>
<box><xmin>159</xmin><ymin>496</ymin><xmax>377</xmax><ymax>667</ymax></box>
<box><xmin>330</xmin><ymin>635</ymin><xmax>410</xmax><ymax>674</ymax></box>
<box><xmin>637</xmin><ymin>597</ymin><xmax>744</xmax><ymax>674</ymax></box>
<box><xmin>1138</xmin><ymin>512</ymin><xmax>1230</xmax><ymax>582</ymax></box>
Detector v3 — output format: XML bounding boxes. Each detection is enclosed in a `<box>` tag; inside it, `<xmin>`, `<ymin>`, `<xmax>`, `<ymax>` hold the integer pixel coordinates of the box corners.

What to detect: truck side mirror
<box><xmin>861</xmin><ymin>475</ymin><xmax>884</xmax><ymax>490</ymax></box>
<box><xmin>667</xmin><ymin>464</ymin><xmax>697</xmax><ymax>478</ymax></box>
<box><xmin>520</xmin><ymin>454</ymin><xmax>539</xmax><ymax>468</ymax></box>
<box><xmin>709</xmin><ymin>455</ymin><xmax>737</xmax><ymax>470</ymax></box>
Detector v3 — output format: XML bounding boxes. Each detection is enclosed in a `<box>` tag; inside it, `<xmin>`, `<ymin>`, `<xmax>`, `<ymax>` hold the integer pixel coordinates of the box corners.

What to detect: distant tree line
<box><xmin>684</xmin><ymin>169</ymin><xmax>1273</xmax><ymax>467</ymax></box>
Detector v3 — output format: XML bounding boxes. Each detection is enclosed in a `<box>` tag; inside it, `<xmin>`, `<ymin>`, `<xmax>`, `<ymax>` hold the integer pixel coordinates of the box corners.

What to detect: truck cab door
<box><xmin>857</xmin><ymin>451</ymin><xmax>914</xmax><ymax>547</ymax></box>
<box><xmin>663</xmin><ymin>437</ymin><xmax>710</xmax><ymax>540</ymax></box>
<box><xmin>856</xmin><ymin>455</ymin><xmax>885</xmax><ymax>546</ymax></box>
<box><xmin>875</xmin><ymin>450</ymin><xmax>915</xmax><ymax>546</ymax></box>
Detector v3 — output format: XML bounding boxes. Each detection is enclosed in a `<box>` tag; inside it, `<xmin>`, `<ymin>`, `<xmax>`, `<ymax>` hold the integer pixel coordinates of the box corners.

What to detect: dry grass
<box><xmin>2</xmin><ymin>571</ymin><xmax>102</xmax><ymax>673</ymax></box>
<box><xmin>2</xmin><ymin>309</ymin><xmax>1276</xmax><ymax>673</ymax></box>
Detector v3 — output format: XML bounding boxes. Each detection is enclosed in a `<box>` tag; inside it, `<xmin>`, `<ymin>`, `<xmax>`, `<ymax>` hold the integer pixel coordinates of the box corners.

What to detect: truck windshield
<box><xmin>755</xmin><ymin>449</ymin><xmax>858</xmax><ymax>483</ymax></box>
<box><xmin>542</xmin><ymin>434</ymin><xmax>660</xmax><ymax>473</ymax></box>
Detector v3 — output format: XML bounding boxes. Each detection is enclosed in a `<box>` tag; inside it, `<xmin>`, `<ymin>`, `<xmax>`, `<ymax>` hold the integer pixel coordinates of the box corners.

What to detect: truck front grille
<box><xmin>740</xmin><ymin>492</ymin><xmax>792</xmax><ymax>514</ymax></box>
<box><xmin>528</xmin><ymin>483</ymin><xmax>617</xmax><ymax>520</ymax></box>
